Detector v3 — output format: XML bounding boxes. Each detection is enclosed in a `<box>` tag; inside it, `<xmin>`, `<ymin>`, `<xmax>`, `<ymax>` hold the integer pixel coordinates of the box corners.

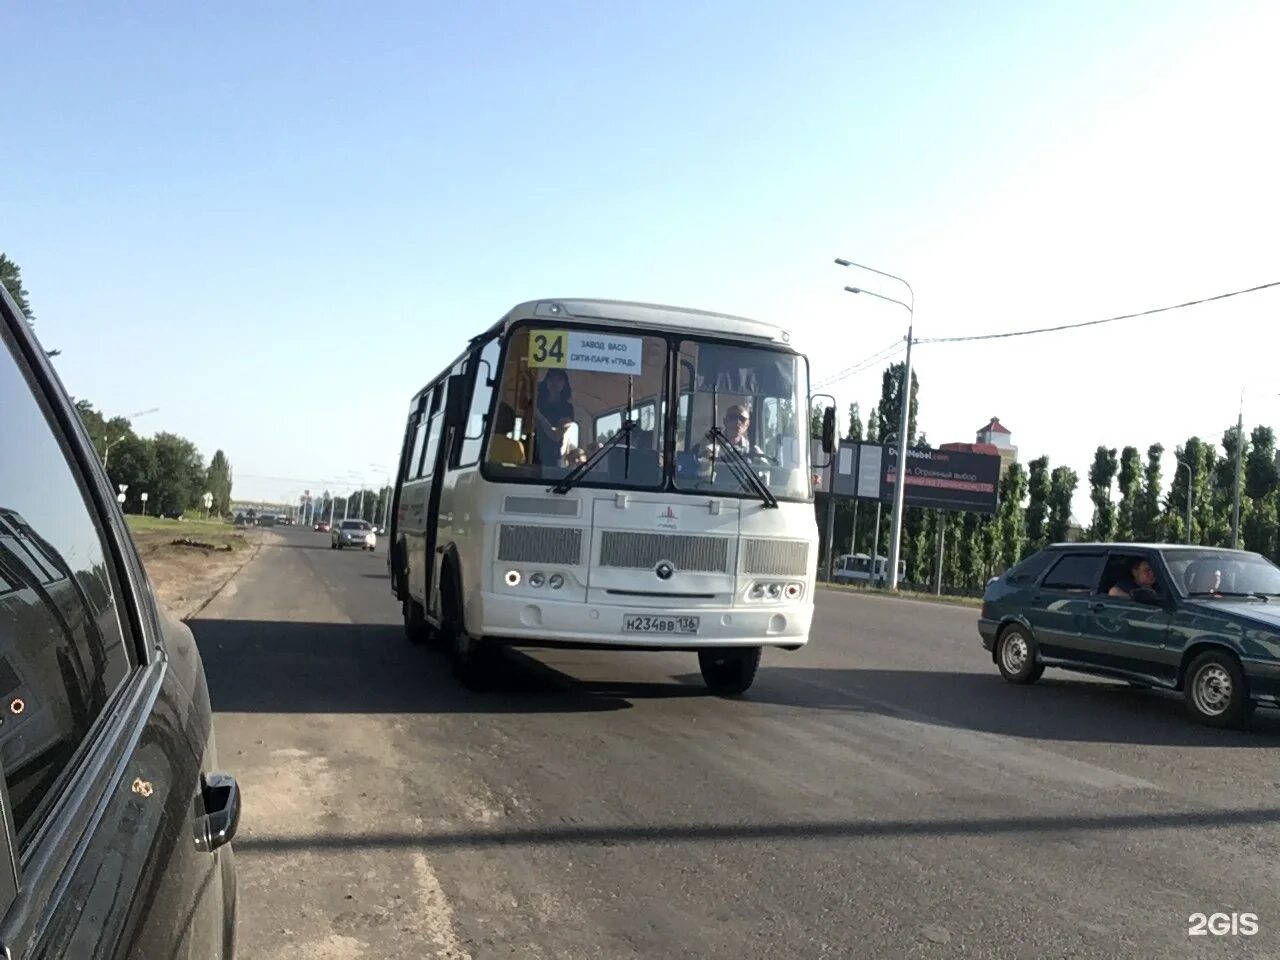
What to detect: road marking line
<box><xmin>412</xmin><ymin>851</ymin><xmax>472</xmax><ymax>960</ymax></box>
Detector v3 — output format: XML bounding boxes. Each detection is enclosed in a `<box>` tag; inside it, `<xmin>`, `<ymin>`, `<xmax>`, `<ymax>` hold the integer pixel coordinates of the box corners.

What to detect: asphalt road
<box><xmin>191</xmin><ymin>527</ymin><xmax>1280</xmax><ymax>960</ymax></box>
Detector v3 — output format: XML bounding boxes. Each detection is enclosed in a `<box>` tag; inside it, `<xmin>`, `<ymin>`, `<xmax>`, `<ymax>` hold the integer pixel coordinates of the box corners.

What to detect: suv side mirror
<box><xmin>821</xmin><ymin>407</ymin><xmax>837</xmax><ymax>454</ymax></box>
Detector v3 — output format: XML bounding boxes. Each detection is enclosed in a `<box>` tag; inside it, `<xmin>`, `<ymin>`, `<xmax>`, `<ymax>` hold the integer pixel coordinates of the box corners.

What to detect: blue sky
<box><xmin>5</xmin><ymin>1</ymin><xmax>1278</xmax><ymax>520</ymax></box>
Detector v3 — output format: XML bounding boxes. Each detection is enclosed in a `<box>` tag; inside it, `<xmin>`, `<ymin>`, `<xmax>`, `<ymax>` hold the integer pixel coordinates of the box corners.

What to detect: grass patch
<box><xmin>126</xmin><ymin>515</ymin><xmax>232</xmax><ymax>537</ymax></box>
<box><xmin>820</xmin><ymin>581</ymin><xmax>983</xmax><ymax>609</ymax></box>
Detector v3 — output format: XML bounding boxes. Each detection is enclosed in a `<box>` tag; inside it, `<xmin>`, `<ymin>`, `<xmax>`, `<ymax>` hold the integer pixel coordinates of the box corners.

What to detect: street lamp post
<box><xmin>836</xmin><ymin>258</ymin><xmax>915</xmax><ymax>592</ymax></box>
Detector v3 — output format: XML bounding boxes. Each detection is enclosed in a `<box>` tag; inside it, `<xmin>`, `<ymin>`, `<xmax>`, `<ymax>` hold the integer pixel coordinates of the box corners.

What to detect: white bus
<box><xmin>831</xmin><ymin>553</ymin><xmax>906</xmax><ymax>586</ymax></box>
<box><xmin>389</xmin><ymin>298</ymin><xmax>834</xmax><ymax>694</ymax></box>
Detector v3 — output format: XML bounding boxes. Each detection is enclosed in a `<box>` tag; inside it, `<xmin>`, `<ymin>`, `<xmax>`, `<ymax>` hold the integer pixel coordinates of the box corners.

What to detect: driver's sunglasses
<box><xmin>731</xmin><ymin>414</ymin><xmax>748</xmax><ymax>423</ymax></box>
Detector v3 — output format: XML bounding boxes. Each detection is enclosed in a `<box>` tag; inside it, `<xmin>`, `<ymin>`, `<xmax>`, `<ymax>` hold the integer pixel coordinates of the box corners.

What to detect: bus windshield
<box><xmin>483</xmin><ymin>324</ymin><xmax>812</xmax><ymax>501</ymax></box>
<box><xmin>486</xmin><ymin>325</ymin><xmax>669</xmax><ymax>488</ymax></box>
<box><xmin>672</xmin><ymin>338</ymin><xmax>809</xmax><ymax>501</ymax></box>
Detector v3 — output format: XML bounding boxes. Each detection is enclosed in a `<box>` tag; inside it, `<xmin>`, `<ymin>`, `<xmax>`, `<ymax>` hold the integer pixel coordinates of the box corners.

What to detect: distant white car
<box><xmin>332</xmin><ymin>519</ymin><xmax>377</xmax><ymax>551</ymax></box>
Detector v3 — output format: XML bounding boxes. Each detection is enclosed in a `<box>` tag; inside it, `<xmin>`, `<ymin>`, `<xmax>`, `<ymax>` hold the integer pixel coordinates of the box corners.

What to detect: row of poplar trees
<box><xmin>815</xmin><ymin>364</ymin><xmax>1277</xmax><ymax>593</ymax></box>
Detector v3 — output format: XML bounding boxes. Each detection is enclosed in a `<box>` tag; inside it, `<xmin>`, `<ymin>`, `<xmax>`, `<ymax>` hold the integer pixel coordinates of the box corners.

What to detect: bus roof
<box><xmin>500</xmin><ymin>298</ymin><xmax>794</xmax><ymax>346</ymax></box>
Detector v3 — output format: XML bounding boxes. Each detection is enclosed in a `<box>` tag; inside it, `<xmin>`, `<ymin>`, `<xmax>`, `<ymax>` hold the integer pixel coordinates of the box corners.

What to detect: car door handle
<box><xmin>1089</xmin><ymin>602</ymin><xmax>1105</xmax><ymax>612</ymax></box>
<box><xmin>195</xmin><ymin>772</ymin><xmax>241</xmax><ymax>854</ymax></box>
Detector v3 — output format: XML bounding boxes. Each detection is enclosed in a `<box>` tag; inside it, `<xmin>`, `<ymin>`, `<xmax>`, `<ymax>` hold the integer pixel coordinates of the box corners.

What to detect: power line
<box><xmin>916</xmin><ymin>280</ymin><xmax>1280</xmax><ymax>345</ymax></box>
<box><xmin>813</xmin><ymin>339</ymin><xmax>905</xmax><ymax>390</ymax></box>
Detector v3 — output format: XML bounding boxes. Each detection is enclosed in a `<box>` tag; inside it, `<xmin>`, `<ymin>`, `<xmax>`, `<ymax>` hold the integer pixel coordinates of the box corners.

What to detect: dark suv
<box><xmin>0</xmin><ymin>288</ymin><xmax>239</xmax><ymax>955</ymax></box>
<box><xmin>979</xmin><ymin>542</ymin><xmax>1280</xmax><ymax>728</ymax></box>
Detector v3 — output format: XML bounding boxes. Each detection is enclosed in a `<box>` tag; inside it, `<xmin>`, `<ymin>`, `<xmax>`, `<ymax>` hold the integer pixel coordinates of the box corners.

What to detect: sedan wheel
<box><xmin>1184</xmin><ymin>651</ymin><xmax>1253</xmax><ymax>728</ymax></box>
<box><xmin>996</xmin><ymin>625</ymin><xmax>1044</xmax><ymax>684</ymax></box>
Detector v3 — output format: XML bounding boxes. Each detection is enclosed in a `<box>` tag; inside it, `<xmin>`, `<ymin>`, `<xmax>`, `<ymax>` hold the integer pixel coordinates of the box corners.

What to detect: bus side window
<box><xmin>459</xmin><ymin>339</ymin><xmax>500</xmax><ymax>468</ymax></box>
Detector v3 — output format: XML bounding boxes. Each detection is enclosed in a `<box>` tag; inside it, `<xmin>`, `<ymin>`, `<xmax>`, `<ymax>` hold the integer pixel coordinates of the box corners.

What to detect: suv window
<box><xmin>0</xmin><ymin>327</ymin><xmax>134</xmax><ymax>843</ymax></box>
<box><xmin>1040</xmin><ymin>553</ymin><xmax>1103</xmax><ymax>592</ymax></box>
<box><xmin>1005</xmin><ymin>551</ymin><xmax>1054</xmax><ymax>584</ymax></box>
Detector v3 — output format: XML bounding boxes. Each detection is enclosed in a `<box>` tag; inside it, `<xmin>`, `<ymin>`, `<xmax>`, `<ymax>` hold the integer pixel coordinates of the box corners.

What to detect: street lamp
<box><xmin>836</xmin><ymin>258</ymin><xmax>915</xmax><ymax>591</ymax></box>
<box><xmin>101</xmin><ymin>407</ymin><xmax>160</xmax><ymax>468</ymax></box>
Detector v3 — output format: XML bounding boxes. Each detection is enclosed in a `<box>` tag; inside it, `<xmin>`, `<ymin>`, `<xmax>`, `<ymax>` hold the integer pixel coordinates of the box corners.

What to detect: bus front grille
<box><xmin>497</xmin><ymin>524</ymin><xmax>583</xmax><ymax>565</ymax></box>
<box><xmin>741</xmin><ymin>538</ymin><xmax>811</xmax><ymax>576</ymax></box>
<box><xmin>598</xmin><ymin>532</ymin><xmax>731</xmax><ymax>573</ymax></box>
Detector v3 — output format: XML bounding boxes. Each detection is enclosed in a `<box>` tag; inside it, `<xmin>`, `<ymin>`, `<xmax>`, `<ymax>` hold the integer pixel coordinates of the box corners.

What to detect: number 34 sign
<box><xmin>528</xmin><ymin>329</ymin><xmax>642</xmax><ymax>374</ymax></box>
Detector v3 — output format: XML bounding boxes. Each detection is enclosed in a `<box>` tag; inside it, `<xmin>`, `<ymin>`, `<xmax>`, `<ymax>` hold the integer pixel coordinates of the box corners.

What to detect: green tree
<box><xmin>875</xmin><ymin>361</ymin><xmax>920</xmax><ymax>444</ymax></box>
<box><xmin>956</xmin><ymin>512</ymin><xmax>979</xmax><ymax>590</ymax></box>
<box><xmin>108</xmin><ymin>436</ymin><xmax>157</xmax><ymax>511</ymax></box>
<box><xmin>1114</xmin><ymin>446</ymin><xmax>1143</xmax><ymax>541</ymax></box>
<box><xmin>997</xmin><ymin>463</ymin><xmax>1027</xmax><ymax>570</ymax></box>
<box><xmin>1136</xmin><ymin>443</ymin><xmax>1164</xmax><ymax>541</ymax></box>
<box><xmin>1169</xmin><ymin>437</ymin><xmax>1218</xmax><ymax>544</ymax></box>
<box><xmin>151</xmin><ymin>433</ymin><xmax>205</xmax><ymax>517</ymax></box>
<box><xmin>1214</xmin><ymin>424</ymin><xmax>1248</xmax><ymax>546</ymax></box>
<box><xmin>0</xmin><ymin>253</ymin><xmax>34</xmax><ymax>318</ymax></box>
<box><xmin>1024</xmin><ymin>456</ymin><xmax>1051</xmax><ymax>555</ymax></box>
<box><xmin>1086</xmin><ymin>446</ymin><xmax>1119</xmax><ymax>541</ymax></box>
<box><xmin>845</xmin><ymin>402</ymin><xmax>863</xmax><ymax>441</ymax></box>
<box><xmin>206</xmin><ymin>450</ymin><xmax>234</xmax><ymax>516</ymax></box>
<box><xmin>1243</xmin><ymin>426</ymin><xmax>1278</xmax><ymax>558</ymax></box>
<box><xmin>978</xmin><ymin>514</ymin><xmax>1000</xmax><ymax>583</ymax></box>
<box><xmin>909</xmin><ymin>509</ymin><xmax>936</xmax><ymax>585</ymax></box>
<box><xmin>865</xmin><ymin>403</ymin><xmax>879</xmax><ymax>443</ymax></box>
<box><xmin>809</xmin><ymin>402</ymin><xmax>824</xmax><ymax>438</ymax></box>
<box><xmin>1046</xmin><ymin>466</ymin><xmax>1078</xmax><ymax>544</ymax></box>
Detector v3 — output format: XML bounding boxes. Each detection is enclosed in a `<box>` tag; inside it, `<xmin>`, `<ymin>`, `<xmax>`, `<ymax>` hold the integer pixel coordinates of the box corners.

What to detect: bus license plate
<box><xmin>623</xmin><ymin>614</ymin><xmax>700</xmax><ymax>635</ymax></box>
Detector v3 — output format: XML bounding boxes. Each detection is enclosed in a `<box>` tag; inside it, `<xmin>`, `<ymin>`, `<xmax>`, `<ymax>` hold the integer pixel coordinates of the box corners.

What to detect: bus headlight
<box><xmin>504</xmin><ymin>570</ymin><xmax>521</xmax><ymax>587</ymax></box>
<box><xmin>548</xmin><ymin>573</ymin><xmax>565</xmax><ymax>590</ymax></box>
<box><xmin>529</xmin><ymin>572</ymin><xmax>545</xmax><ymax>588</ymax></box>
<box><xmin>747</xmin><ymin>580</ymin><xmax>804</xmax><ymax>602</ymax></box>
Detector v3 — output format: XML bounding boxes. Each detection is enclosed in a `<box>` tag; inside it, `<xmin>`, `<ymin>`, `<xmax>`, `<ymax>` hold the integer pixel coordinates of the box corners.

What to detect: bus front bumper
<box><xmin>473</xmin><ymin>592</ymin><xmax>813</xmax><ymax>649</ymax></box>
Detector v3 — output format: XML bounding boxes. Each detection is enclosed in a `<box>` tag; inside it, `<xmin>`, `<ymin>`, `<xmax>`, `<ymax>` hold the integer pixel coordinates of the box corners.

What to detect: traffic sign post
<box><xmin>140</xmin><ymin>492</ymin><xmax>149</xmax><ymax>516</ymax></box>
<box><xmin>201</xmin><ymin>491</ymin><xmax>214</xmax><ymax>519</ymax></box>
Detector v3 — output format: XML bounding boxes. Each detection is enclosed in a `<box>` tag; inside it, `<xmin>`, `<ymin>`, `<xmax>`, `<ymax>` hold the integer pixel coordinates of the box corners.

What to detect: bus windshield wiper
<box><xmin>707</xmin><ymin>427</ymin><xmax>778</xmax><ymax>508</ymax></box>
<box><xmin>550</xmin><ymin>419</ymin><xmax>633</xmax><ymax>495</ymax></box>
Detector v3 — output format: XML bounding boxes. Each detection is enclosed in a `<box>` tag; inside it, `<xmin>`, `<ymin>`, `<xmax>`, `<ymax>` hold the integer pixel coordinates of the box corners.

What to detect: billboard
<box><xmin>818</xmin><ymin>441</ymin><xmax>1001</xmax><ymax>514</ymax></box>
<box><xmin>882</xmin><ymin>445</ymin><xmax>1001</xmax><ymax>514</ymax></box>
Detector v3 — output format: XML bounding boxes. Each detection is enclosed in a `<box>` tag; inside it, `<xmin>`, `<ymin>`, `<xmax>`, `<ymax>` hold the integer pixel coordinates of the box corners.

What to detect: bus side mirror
<box><xmin>445</xmin><ymin>375</ymin><xmax>469</xmax><ymax>426</ymax></box>
<box><xmin>821</xmin><ymin>407</ymin><xmax>837</xmax><ymax>454</ymax></box>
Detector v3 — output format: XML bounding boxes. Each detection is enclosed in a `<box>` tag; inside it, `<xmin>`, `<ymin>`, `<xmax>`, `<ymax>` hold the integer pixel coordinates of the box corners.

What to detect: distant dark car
<box><xmin>980</xmin><ymin>542</ymin><xmax>1280</xmax><ymax>727</ymax></box>
<box><xmin>0</xmin><ymin>288</ymin><xmax>239</xmax><ymax>955</ymax></box>
<box><xmin>255</xmin><ymin>514</ymin><xmax>277</xmax><ymax>527</ymax></box>
<box><xmin>314</xmin><ymin>520</ymin><xmax>331</xmax><ymax>533</ymax></box>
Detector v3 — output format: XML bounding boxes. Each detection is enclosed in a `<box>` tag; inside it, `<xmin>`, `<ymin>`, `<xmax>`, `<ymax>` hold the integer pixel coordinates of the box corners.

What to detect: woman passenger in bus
<box><xmin>534</xmin><ymin>369</ymin><xmax>575</xmax><ymax>466</ymax></box>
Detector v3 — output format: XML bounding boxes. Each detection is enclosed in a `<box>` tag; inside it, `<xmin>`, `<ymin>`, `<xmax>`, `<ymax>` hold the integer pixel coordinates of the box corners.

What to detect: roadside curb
<box><xmin>180</xmin><ymin>533</ymin><xmax>267</xmax><ymax>622</ymax></box>
<box><xmin>818</xmin><ymin>583</ymin><xmax>981</xmax><ymax>610</ymax></box>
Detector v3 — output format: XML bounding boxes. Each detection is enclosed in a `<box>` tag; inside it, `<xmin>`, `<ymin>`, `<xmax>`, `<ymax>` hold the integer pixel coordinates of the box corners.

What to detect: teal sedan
<box><xmin>978</xmin><ymin>543</ymin><xmax>1280</xmax><ymax>728</ymax></box>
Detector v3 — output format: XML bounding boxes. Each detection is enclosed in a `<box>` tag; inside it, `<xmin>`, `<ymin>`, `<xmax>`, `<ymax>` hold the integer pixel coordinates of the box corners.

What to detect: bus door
<box><xmin>390</xmin><ymin>396</ymin><xmax>426</xmax><ymax>600</ymax></box>
<box><xmin>413</xmin><ymin>382</ymin><xmax>451</xmax><ymax>625</ymax></box>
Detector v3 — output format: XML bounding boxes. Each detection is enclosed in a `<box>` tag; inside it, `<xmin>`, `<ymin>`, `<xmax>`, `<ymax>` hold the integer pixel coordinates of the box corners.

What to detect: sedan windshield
<box><xmin>341</xmin><ymin>520</ymin><xmax>371</xmax><ymax>531</ymax></box>
<box><xmin>1163</xmin><ymin>550</ymin><xmax>1280</xmax><ymax>597</ymax></box>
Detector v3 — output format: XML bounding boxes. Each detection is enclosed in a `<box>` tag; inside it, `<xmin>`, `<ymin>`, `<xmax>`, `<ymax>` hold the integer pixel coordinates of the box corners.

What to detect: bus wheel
<box><xmin>698</xmin><ymin>647</ymin><xmax>762</xmax><ymax>696</ymax></box>
<box><xmin>449</xmin><ymin>626</ymin><xmax>495</xmax><ymax>690</ymax></box>
<box><xmin>403</xmin><ymin>599</ymin><xmax>431</xmax><ymax>646</ymax></box>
